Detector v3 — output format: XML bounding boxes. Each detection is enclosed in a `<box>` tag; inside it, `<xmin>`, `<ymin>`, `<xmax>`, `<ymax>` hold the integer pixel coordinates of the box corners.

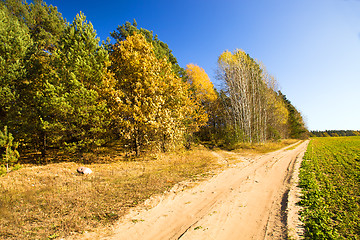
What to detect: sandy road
<box><xmin>102</xmin><ymin>141</ymin><xmax>308</xmax><ymax>240</ymax></box>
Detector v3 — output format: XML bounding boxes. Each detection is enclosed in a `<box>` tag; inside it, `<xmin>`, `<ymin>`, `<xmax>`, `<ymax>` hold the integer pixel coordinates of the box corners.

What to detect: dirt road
<box><xmin>102</xmin><ymin>141</ymin><xmax>308</xmax><ymax>240</ymax></box>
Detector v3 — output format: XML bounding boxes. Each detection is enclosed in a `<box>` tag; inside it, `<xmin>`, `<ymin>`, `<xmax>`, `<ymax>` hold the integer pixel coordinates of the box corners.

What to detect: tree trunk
<box><xmin>40</xmin><ymin>131</ymin><xmax>47</xmax><ymax>158</ymax></box>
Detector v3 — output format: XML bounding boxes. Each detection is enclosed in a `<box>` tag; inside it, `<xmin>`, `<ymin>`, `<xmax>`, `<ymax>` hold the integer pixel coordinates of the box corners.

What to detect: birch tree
<box><xmin>217</xmin><ymin>49</ymin><xmax>290</xmax><ymax>143</ymax></box>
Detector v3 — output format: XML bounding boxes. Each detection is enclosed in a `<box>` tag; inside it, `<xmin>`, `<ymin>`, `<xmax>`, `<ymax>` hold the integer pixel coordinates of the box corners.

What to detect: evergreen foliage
<box><xmin>0</xmin><ymin>126</ymin><xmax>19</xmax><ymax>172</ymax></box>
<box><xmin>48</xmin><ymin>12</ymin><xmax>114</xmax><ymax>153</ymax></box>
<box><xmin>311</xmin><ymin>130</ymin><xmax>360</xmax><ymax>137</ymax></box>
<box><xmin>0</xmin><ymin>3</ymin><xmax>31</xmax><ymax>125</ymax></box>
<box><xmin>279</xmin><ymin>91</ymin><xmax>309</xmax><ymax>139</ymax></box>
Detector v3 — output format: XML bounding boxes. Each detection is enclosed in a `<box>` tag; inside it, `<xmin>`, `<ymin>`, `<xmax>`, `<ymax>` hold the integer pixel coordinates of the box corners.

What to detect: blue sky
<box><xmin>47</xmin><ymin>0</ymin><xmax>360</xmax><ymax>131</ymax></box>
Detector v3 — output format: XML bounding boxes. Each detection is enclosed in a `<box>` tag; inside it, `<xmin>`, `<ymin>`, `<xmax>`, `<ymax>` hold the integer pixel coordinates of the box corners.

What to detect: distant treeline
<box><xmin>0</xmin><ymin>0</ymin><xmax>308</xmax><ymax>165</ymax></box>
<box><xmin>310</xmin><ymin>130</ymin><xmax>360</xmax><ymax>137</ymax></box>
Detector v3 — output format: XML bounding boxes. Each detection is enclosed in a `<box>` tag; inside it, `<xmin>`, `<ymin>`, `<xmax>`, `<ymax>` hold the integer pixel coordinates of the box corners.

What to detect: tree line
<box><xmin>0</xmin><ymin>0</ymin><xmax>308</xmax><ymax>167</ymax></box>
<box><xmin>311</xmin><ymin>130</ymin><xmax>360</xmax><ymax>137</ymax></box>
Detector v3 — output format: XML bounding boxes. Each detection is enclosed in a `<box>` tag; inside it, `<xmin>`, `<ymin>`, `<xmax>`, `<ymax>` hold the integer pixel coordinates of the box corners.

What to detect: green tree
<box><xmin>279</xmin><ymin>91</ymin><xmax>309</xmax><ymax>139</ymax></box>
<box><xmin>0</xmin><ymin>126</ymin><xmax>20</xmax><ymax>172</ymax></box>
<box><xmin>47</xmin><ymin>12</ymin><xmax>114</xmax><ymax>153</ymax></box>
<box><xmin>1</xmin><ymin>0</ymin><xmax>66</xmax><ymax>156</ymax></box>
<box><xmin>0</xmin><ymin>3</ymin><xmax>31</xmax><ymax>127</ymax></box>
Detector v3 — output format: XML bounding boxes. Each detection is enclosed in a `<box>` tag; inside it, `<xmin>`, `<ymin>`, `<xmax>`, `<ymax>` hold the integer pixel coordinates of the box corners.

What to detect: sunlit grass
<box><xmin>0</xmin><ymin>148</ymin><xmax>219</xmax><ymax>239</ymax></box>
<box><xmin>0</xmin><ymin>139</ymin><xmax>299</xmax><ymax>239</ymax></box>
<box><xmin>232</xmin><ymin>139</ymin><xmax>299</xmax><ymax>154</ymax></box>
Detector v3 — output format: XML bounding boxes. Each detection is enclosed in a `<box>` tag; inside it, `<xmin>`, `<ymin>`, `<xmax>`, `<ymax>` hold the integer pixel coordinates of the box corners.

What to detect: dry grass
<box><xmin>232</xmin><ymin>139</ymin><xmax>299</xmax><ymax>154</ymax></box>
<box><xmin>0</xmin><ymin>139</ymin><xmax>299</xmax><ymax>239</ymax></box>
<box><xmin>0</xmin><ymin>148</ymin><xmax>218</xmax><ymax>240</ymax></box>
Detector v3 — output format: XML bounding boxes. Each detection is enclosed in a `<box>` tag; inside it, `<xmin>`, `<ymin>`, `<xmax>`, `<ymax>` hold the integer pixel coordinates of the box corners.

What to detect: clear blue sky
<box><xmin>47</xmin><ymin>0</ymin><xmax>360</xmax><ymax>131</ymax></box>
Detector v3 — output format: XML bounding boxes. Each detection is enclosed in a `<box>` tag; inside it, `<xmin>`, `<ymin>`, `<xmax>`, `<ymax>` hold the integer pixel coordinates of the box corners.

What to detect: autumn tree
<box><xmin>110</xmin><ymin>20</ymin><xmax>184</xmax><ymax>77</ymax></box>
<box><xmin>217</xmin><ymin>49</ymin><xmax>267</xmax><ymax>142</ymax></box>
<box><xmin>110</xmin><ymin>33</ymin><xmax>205</xmax><ymax>154</ymax></box>
<box><xmin>185</xmin><ymin>64</ymin><xmax>220</xmax><ymax>143</ymax></box>
<box><xmin>216</xmin><ymin>49</ymin><xmax>302</xmax><ymax>144</ymax></box>
<box><xmin>185</xmin><ymin>64</ymin><xmax>217</xmax><ymax>104</ymax></box>
<box><xmin>259</xmin><ymin>64</ymin><xmax>289</xmax><ymax>140</ymax></box>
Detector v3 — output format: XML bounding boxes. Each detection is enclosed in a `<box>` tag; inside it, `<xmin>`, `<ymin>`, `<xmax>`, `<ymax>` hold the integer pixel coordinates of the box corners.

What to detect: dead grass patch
<box><xmin>0</xmin><ymin>149</ymin><xmax>218</xmax><ymax>240</ymax></box>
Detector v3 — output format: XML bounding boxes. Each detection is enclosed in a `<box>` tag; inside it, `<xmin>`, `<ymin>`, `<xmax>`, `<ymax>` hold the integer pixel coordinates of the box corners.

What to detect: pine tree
<box><xmin>48</xmin><ymin>12</ymin><xmax>114</xmax><ymax>153</ymax></box>
<box><xmin>1</xmin><ymin>0</ymin><xmax>66</xmax><ymax>157</ymax></box>
<box><xmin>0</xmin><ymin>126</ymin><xmax>20</xmax><ymax>172</ymax></box>
<box><xmin>0</xmin><ymin>3</ymin><xmax>31</xmax><ymax>127</ymax></box>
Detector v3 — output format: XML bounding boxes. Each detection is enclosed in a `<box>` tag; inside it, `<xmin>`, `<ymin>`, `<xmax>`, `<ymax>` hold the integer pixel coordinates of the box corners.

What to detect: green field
<box><xmin>299</xmin><ymin>136</ymin><xmax>360</xmax><ymax>239</ymax></box>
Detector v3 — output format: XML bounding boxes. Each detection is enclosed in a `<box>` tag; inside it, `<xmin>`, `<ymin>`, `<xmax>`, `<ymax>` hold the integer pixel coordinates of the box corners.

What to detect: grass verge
<box><xmin>232</xmin><ymin>139</ymin><xmax>299</xmax><ymax>154</ymax></box>
<box><xmin>0</xmin><ymin>148</ymin><xmax>218</xmax><ymax>240</ymax></box>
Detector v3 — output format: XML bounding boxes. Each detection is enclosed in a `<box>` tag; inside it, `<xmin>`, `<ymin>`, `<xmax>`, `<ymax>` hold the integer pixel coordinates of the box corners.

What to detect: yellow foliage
<box><xmin>110</xmin><ymin>33</ymin><xmax>207</xmax><ymax>153</ymax></box>
<box><xmin>185</xmin><ymin>63</ymin><xmax>217</xmax><ymax>103</ymax></box>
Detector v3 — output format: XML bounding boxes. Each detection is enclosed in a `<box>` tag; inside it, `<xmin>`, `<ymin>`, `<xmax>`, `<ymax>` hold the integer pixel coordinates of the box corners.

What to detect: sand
<box><xmin>96</xmin><ymin>140</ymin><xmax>308</xmax><ymax>240</ymax></box>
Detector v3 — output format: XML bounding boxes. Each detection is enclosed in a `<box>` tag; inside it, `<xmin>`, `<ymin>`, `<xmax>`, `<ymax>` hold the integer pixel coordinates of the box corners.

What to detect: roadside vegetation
<box><xmin>299</xmin><ymin>136</ymin><xmax>360</xmax><ymax>239</ymax></box>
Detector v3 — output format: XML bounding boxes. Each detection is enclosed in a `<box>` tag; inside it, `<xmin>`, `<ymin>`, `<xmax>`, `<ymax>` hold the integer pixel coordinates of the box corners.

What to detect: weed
<box><xmin>131</xmin><ymin>219</ymin><xmax>145</xmax><ymax>224</ymax></box>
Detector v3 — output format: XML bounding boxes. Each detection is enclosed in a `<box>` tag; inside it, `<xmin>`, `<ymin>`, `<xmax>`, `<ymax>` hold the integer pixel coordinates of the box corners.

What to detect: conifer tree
<box><xmin>47</xmin><ymin>12</ymin><xmax>114</xmax><ymax>152</ymax></box>
<box><xmin>0</xmin><ymin>126</ymin><xmax>19</xmax><ymax>172</ymax></box>
<box><xmin>0</xmin><ymin>3</ymin><xmax>31</xmax><ymax>128</ymax></box>
<box><xmin>279</xmin><ymin>92</ymin><xmax>309</xmax><ymax>139</ymax></box>
<box><xmin>1</xmin><ymin>0</ymin><xmax>66</xmax><ymax>156</ymax></box>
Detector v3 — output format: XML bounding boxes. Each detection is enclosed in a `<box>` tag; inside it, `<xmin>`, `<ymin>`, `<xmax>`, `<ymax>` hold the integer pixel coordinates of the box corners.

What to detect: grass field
<box><xmin>299</xmin><ymin>136</ymin><xmax>360</xmax><ymax>239</ymax></box>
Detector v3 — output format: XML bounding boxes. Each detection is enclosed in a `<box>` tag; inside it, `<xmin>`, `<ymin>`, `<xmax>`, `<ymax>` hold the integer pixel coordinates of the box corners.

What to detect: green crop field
<box><xmin>299</xmin><ymin>136</ymin><xmax>360</xmax><ymax>239</ymax></box>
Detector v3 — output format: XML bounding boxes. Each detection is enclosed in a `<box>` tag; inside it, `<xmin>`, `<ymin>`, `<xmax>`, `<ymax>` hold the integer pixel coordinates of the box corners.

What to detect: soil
<box><xmin>84</xmin><ymin>141</ymin><xmax>308</xmax><ymax>240</ymax></box>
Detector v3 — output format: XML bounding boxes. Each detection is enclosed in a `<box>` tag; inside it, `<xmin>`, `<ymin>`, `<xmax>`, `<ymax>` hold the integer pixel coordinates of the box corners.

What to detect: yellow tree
<box><xmin>110</xmin><ymin>33</ymin><xmax>206</xmax><ymax>154</ymax></box>
<box><xmin>185</xmin><ymin>64</ymin><xmax>217</xmax><ymax>104</ymax></box>
<box><xmin>185</xmin><ymin>64</ymin><xmax>218</xmax><ymax>143</ymax></box>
